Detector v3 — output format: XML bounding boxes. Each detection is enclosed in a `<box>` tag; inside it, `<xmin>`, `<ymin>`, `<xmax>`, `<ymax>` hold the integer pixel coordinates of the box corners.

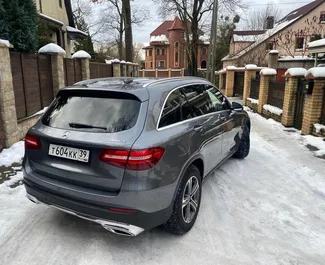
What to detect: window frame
<box><xmin>266</xmin><ymin>42</ymin><xmax>274</xmax><ymax>51</ymax></box>
<box><xmin>162</xmin><ymin>48</ymin><xmax>165</xmax><ymax>55</ymax></box>
<box><xmin>320</xmin><ymin>12</ymin><xmax>325</xmax><ymax>23</ymax></box>
<box><xmin>295</xmin><ymin>36</ymin><xmax>305</xmax><ymax>50</ymax></box>
<box><xmin>149</xmin><ymin>49</ymin><xmax>152</xmax><ymax>56</ymax></box>
<box><xmin>157</xmin><ymin>83</ymin><xmax>230</xmax><ymax>131</ymax></box>
<box><xmin>202</xmin><ymin>47</ymin><xmax>207</xmax><ymax>55</ymax></box>
<box><xmin>157</xmin><ymin>60</ymin><xmax>165</xmax><ymax>68</ymax></box>
<box><xmin>157</xmin><ymin>48</ymin><xmax>160</xmax><ymax>55</ymax></box>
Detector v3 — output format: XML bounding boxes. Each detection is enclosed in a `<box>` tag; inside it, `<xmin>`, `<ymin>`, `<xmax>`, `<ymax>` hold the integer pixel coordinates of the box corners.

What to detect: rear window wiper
<box><xmin>69</xmin><ymin>122</ymin><xmax>107</xmax><ymax>131</ymax></box>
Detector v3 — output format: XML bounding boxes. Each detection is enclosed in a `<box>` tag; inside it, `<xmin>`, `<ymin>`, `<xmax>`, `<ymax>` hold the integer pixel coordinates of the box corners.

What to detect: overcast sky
<box><xmin>133</xmin><ymin>0</ymin><xmax>315</xmax><ymax>44</ymax></box>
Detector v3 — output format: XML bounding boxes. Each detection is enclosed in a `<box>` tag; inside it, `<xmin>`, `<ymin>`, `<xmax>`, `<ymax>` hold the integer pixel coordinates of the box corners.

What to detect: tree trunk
<box><xmin>190</xmin><ymin>19</ymin><xmax>199</xmax><ymax>76</ymax></box>
<box><xmin>122</xmin><ymin>0</ymin><xmax>133</xmax><ymax>62</ymax></box>
<box><xmin>118</xmin><ymin>13</ymin><xmax>124</xmax><ymax>60</ymax></box>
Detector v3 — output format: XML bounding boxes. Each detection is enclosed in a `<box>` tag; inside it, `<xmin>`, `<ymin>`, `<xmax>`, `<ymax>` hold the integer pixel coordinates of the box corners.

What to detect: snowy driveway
<box><xmin>1</xmin><ymin>111</ymin><xmax>325</xmax><ymax>265</ymax></box>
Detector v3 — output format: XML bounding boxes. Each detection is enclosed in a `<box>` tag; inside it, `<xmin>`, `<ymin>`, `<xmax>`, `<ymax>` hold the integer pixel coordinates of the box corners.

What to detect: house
<box><xmin>143</xmin><ymin>16</ymin><xmax>209</xmax><ymax>70</ymax></box>
<box><xmin>222</xmin><ymin>0</ymin><xmax>325</xmax><ymax>68</ymax></box>
<box><xmin>36</xmin><ymin>0</ymin><xmax>87</xmax><ymax>57</ymax></box>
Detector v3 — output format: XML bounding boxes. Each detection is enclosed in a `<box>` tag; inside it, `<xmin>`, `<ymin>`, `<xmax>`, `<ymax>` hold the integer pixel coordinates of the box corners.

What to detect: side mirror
<box><xmin>232</xmin><ymin>101</ymin><xmax>243</xmax><ymax>112</ymax></box>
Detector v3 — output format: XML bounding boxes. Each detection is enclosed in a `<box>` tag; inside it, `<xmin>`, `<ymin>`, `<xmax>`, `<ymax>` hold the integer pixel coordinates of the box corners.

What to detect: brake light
<box><xmin>99</xmin><ymin>147</ymin><xmax>165</xmax><ymax>171</ymax></box>
<box><xmin>25</xmin><ymin>134</ymin><xmax>41</xmax><ymax>149</ymax></box>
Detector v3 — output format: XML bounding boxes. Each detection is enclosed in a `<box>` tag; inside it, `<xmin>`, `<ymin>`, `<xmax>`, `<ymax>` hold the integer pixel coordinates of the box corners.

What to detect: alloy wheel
<box><xmin>182</xmin><ymin>176</ymin><xmax>200</xmax><ymax>223</ymax></box>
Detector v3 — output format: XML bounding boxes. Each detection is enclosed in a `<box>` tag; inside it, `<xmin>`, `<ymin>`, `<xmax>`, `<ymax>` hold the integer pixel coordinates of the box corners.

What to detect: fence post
<box><xmin>155</xmin><ymin>68</ymin><xmax>158</xmax><ymax>78</ymax></box>
<box><xmin>168</xmin><ymin>68</ymin><xmax>171</xmax><ymax>77</ymax></box>
<box><xmin>181</xmin><ymin>68</ymin><xmax>185</xmax><ymax>77</ymax></box>
<box><xmin>112</xmin><ymin>59</ymin><xmax>121</xmax><ymax>77</ymax></box>
<box><xmin>219</xmin><ymin>70</ymin><xmax>225</xmax><ymax>90</ymax></box>
<box><xmin>0</xmin><ymin>41</ymin><xmax>19</xmax><ymax>149</ymax></box>
<box><xmin>301</xmin><ymin>68</ymin><xmax>325</xmax><ymax>135</ymax></box>
<box><xmin>258</xmin><ymin>68</ymin><xmax>277</xmax><ymax>114</ymax></box>
<box><xmin>225</xmin><ymin>66</ymin><xmax>236</xmax><ymax>97</ymax></box>
<box><xmin>39</xmin><ymin>44</ymin><xmax>66</xmax><ymax>96</ymax></box>
<box><xmin>120</xmin><ymin>60</ymin><xmax>126</xmax><ymax>77</ymax></box>
<box><xmin>243</xmin><ymin>64</ymin><xmax>257</xmax><ymax>106</ymax></box>
<box><xmin>282</xmin><ymin>68</ymin><xmax>307</xmax><ymax>127</ymax></box>
<box><xmin>72</xmin><ymin>50</ymin><xmax>91</xmax><ymax>80</ymax></box>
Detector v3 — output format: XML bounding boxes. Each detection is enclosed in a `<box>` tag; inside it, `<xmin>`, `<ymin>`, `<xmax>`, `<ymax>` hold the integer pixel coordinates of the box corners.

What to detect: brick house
<box><xmin>36</xmin><ymin>0</ymin><xmax>87</xmax><ymax>57</ymax></box>
<box><xmin>222</xmin><ymin>0</ymin><xmax>325</xmax><ymax>68</ymax></box>
<box><xmin>143</xmin><ymin>16</ymin><xmax>210</xmax><ymax>70</ymax></box>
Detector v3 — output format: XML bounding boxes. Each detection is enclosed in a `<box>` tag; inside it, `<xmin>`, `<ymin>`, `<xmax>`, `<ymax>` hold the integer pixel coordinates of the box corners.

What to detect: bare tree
<box><xmin>242</xmin><ymin>3</ymin><xmax>282</xmax><ymax>30</ymax></box>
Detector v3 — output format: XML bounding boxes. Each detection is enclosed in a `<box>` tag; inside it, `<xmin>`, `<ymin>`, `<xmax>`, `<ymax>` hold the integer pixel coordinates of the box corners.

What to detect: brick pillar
<box><xmin>258</xmin><ymin>68</ymin><xmax>277</xmax><ymax>113</ymax></box>
<box><xmin>243</xmin><ymin>65</ymin><xmax>257</xmax><ymax>106</ymax></box>
<box><xmin>0</xmin><ymin>42</ymin><xmax>19</xmax><ymax>149</ymax></box>
<box><xmin>39</xmin><ymin>44</ymin><xmax>66</xmax><ymax>95</ymax></box>
<box><xmin>71</xmin><ymin>50</ymin><xmax>91</xmax><ymax>80</ymax></box>
<box><xmin>112</xmin><ymin>61</ymin><xmax>121</xmax><ymax>77</ymax></box>
<box><xmin>225</xmin><ymin>68</ymin><xmax>235</xmax><ymax>97</ymax></box>
<box><xmin>301</xmin><ymin>70</ymin><xmax>325</xmax><ymax>134</ymax></box>
<box><xmin>155</xmin><ymin>68</ymin><xmax>158</xmax><ymax>77</ymax></box>
<box><xmin>281</xmin><ymin>68</ymin><xmax>307</xmax><ymax>127</ymax></box>
<box><xmin>268</xmin><ymin>50</ymin><xmax>279</xmax><ymax>69</ymax></box>
<box><xmin>120</xmin><ymin>61</ymin><xmax>126</xmax><ymax>77</ymax></box>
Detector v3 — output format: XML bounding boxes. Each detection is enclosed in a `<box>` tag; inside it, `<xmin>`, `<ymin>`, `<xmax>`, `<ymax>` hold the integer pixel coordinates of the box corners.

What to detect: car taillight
<box><xmin>25</xmin><ymin>134</ymin><xmax>41</xmax><ymax>149</ymax></box>
<box><xmin>99</xmin><ymin>147</ymin><xmax>165</xmax><ymax>171</ymax></box>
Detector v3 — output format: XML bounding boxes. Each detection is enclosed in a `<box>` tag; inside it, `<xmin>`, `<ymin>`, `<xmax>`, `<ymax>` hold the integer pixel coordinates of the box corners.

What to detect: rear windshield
<box><xmin>42</xmin><ymin>90</ymin><xmax>141</xmax><ymax>133</ymax></box>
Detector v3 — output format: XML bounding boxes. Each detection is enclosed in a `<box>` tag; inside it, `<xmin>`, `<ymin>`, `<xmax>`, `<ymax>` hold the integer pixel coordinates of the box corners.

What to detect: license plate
<box><xmin>48</xmin><ymin>144</ymin><xmax>90</xmax><ymax>163</ymax></box>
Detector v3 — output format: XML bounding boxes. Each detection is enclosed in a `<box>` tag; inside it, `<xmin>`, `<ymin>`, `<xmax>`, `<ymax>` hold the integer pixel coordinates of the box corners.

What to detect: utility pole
<box><xmin>207</xmin><ymin>0</ymin><xmax>218</xmax><ymax>83</ymax></box>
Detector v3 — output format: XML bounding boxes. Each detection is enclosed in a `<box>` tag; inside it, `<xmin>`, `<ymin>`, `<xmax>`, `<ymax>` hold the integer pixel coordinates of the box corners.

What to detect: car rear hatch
<box><xmin>25</xmin><ymin>88</ymin><xmax>148</xmax><ymax>193</ymax></box>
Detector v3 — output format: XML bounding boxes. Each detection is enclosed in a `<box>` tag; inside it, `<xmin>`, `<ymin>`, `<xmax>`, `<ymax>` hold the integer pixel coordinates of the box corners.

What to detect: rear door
<box><xmin>26</xmin><ymin>89</ymin><xmax>147</xmax><ymax>192</ymax></box>
<box><xmin>181</xmin><ymin>84</ymin><xmax>225</xmax><ymax>175</ymax></box>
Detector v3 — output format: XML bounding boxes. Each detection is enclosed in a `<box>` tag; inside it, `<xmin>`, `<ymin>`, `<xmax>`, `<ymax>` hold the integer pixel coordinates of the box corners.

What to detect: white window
<box><xmin>157</xmin><ymin>61</ymin><xmax>165</xmax><ymax>67</ymax></box>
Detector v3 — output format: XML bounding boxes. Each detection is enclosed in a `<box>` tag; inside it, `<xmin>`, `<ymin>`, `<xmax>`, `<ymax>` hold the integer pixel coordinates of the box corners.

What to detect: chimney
<box><xmin>265</xmin><ymin>16</ymin><xmax>275</xmax><ymax>29</ymax></box>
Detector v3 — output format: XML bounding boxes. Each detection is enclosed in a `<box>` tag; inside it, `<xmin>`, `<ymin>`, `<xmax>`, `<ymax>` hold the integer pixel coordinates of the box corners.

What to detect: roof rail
<box><xmin>142</xmin><ymin>76</ymin><xmax>207</xmax><ymax>88</ymax></box>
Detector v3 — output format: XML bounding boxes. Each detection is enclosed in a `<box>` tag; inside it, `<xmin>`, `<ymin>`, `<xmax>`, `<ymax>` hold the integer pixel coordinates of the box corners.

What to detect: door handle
<box><xmin>194</xmin><ymin>125</ymin><xmax>203</xmax><ymax>132</ymax></box>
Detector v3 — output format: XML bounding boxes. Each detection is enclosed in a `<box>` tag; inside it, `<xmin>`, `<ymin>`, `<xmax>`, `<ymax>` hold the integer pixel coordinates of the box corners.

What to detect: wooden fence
<box><xmin>250</xmin><ymin>79</ymin><xmax>260</xmax><ymax>99</ymax></box>
<box><xmin>64</xmin><ymin>58</ymin><xmax>82</xmax><ymax>86</ymax></box>
<box><xmin>90</xmin><ymin>62</ymin><xmax>113</xmax><ymax>79</ymax></box>
<box><xmin>10</xmin><ymin>52</ymin><xmax>54</xmax><ymax>120</ymax></box>
<box><xmin>268</xmin><ymin>81</ymin><xmax>285</xmax><ymax>109</ymax></box>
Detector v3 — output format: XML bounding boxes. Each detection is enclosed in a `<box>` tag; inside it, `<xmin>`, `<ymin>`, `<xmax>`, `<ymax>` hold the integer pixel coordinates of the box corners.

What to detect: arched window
<box><xmin>175</xmin><ymin>42</ymin><xmax>179</xmax><ymax>49</ymax></box>
<box><xmin>174</xmin><ymin>42</ymin><xmax>179</xmax><ymax>66</ymax></box>
<box><xmin>201</xmin><ymin>60</ymin><xmax>207</xmax><ymax>69</ymax></box>
<box><xmin>157</xmin><ymin>48</ymin><xmax>160</xmax><ymax>55</ymax></box>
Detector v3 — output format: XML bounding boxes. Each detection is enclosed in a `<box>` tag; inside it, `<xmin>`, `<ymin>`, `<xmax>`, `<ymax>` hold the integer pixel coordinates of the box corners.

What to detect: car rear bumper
<box><xmin>24</xmin><ymin>177</ymin><xmax>174</xmax><ymax>235</ymax></box>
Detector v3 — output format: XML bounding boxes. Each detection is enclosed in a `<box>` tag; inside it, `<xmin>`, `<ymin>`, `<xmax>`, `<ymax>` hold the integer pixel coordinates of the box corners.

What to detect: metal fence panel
<box><xmin>250</xmin><ymin>79</ymin><xmax>260</xmax><ymax>99</ymax></box>
<box><xmin>268</xmin><ymin>81</ymin><xmax>285</xmax><ymax>109</ymax></box>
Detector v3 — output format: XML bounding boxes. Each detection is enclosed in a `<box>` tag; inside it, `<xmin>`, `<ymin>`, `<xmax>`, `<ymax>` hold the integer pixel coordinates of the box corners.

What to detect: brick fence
<box><xmin>0</xmin><ymin>43</ymin><xmax>139</xmax><ymax>150</ymax></box>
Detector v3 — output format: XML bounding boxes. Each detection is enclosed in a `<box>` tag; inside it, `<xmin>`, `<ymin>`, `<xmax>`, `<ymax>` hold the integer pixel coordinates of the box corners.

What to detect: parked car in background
<box><xmin>23</xmin><ymin>77</ymin><xmax>250</xmax><ymax>236</ymax></box>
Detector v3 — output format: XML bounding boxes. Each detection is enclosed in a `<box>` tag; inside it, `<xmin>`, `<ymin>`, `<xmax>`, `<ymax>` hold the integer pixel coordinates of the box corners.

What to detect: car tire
<box><xmin>163</xmin><ymin>165</ymin><xmax>202</xmax><ymax>235</ymax></box>
<box><xmin>233</xmin><ymin>124</ymin><xmax>250</xmax><ymax>159</ymax></box>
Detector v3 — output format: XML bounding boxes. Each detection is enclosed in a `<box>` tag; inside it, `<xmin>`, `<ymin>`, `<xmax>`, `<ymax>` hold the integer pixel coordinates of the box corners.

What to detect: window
<box><xmin>175</xmin><ymin>42</ymin><xmax>179</xmax><ymax>49</ymax></box>
<box><xmin>320</xmin><ymin>12</ymin><xmax>325</xmax><ymax>23</ymax></box>
<box><xmin>266</xmin><ymin>42</ymin><xmax>274</xmax><ymax>50</ymax></box>
<box><xmin>157</xmin><ymin>48</ymin><xmax>160</xmax><ymax>55</ymax></box>
<box><xmin>149</xmin><ymin>50</ymin><xmax>152</xmax><ymax>56</ymax></box>
<box><xmin>162</xmin><ymin>48</ymin><xmax>165</xmax><ymax>55</ymax></box>
<box><xmin>42</xmin><ymin>90</ymin><xmax>141</xmax><ymax>133</ymax></box>
<box><xmin>150</xmin><ymin>61</ymin><xmax>153</xmax><ymax>68</ymax></box>
<box><xmin>205</xmin><ymin>85</ymin><xmax>230</xmax><ymax>111</ymax></box>
<box><xmin>159</xmin><ymin>90</ymin><xmax>184</xmax><ymax>128</ymax></box>
<box><xmin>175</xmin><ymin>51</ymin><xmax>179</xmax><ymax>64</ymax></box>
<box><xmin>181</xmin><ymin>85</ymin><xmax>215</xmax><ymax>117</ymax></box>
<box><xmin>157</xmin><ymin>61</ymin><xmax>165</xmax><ymax>67</ymax></box>
<box><xmin>203</xmin><ymin>47</ymin><xmax>207</xmax><ymax>55</ymax></box>
<box><xmin>295</xmin><ymin>37</ymin><xmax>305</xmax><ymax>50</ymax></box>
<box><xmin>59</xmin><ymin>0</ymin><xmax>62</xmax><ymax>8</ymax></box>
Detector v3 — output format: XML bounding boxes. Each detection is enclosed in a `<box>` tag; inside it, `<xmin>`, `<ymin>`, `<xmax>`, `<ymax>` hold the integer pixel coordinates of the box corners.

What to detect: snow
<box><xmin>126</xmin><ymin>61</ymin><xmax>133</xmax><ymax>65</ymax></box>
<box><xmin>269</xmin><ymin>50</ymin><xmax>279</xmax><ymax>54</ymax></box>
<box><xmin>247</xmin><ymin>97</ymin><xmax>259</xmax><ymax>104</ymax></box>
<box><xmin>66</xmin><ymin>26</ymin><xmax>87</xmax><ymax>37</ymax></box>
<box><xmin>4</xmin><ymin>172</ymin><xmax>23</xmax><ymax>187</ymax></box>
<box><xmin>199</xmin><ymin>35</ymin><xmax>210</xmax><ymax>44</ymax></box>
<box><xmin>245</xmin><ymin>64</ymin><xmax>257</xmax><ymax>70</ymax></box>
<box><xmin>0</xmin><ymin>39</ymin><xmax>11</xmax><ymax>47</ymax></box>
<box><xmin>263</xmin><ymin>104</ymin><xmax>283</xmax><ymax>116</ymax></box>
<box><xmin>111</xmin><ymin>58</ymin><xmax>120</xmax><ymax>63</ymax></box>
<box><xmin>0</xmin><ymin>141</ymin><xmax>24</xmax><ymax>167</ymax></box>
<box><xmin>303</xmin><ymin>135</ymin><xmax>325</xmax><ymax>157</ymax></box>
<box><xmin>2</xmin><ymin>111</ymin><xmax>325</xmax><ymax>264</ymax></box>
<box><xmin>219</xmin><ymin>68</ymin><xmax>227</xmax><ymax>73</ymax></box>
<box><xmin>260</xmin><ymin>68</ymin><xmax>277</xmax><ymax>75</ymax></box>
<box><xmin>314</xmin><ymin>123</ymin><xmax>325</xmax><ymax>133</ymax></box>
<box><xmin>308</xmin><ymin>38</ymin><xmax>325</xmax><ymax>48</ymax></box>
<box><xmin>305</xmin><ymin>67</ymin><xmax>325</xmax><ymax>78</ymax></box>
<box><xmin>39</xmin><ymin>13</ymin><xmax>63</xmax><ymax>25</ymax></box>
<box><xmin>279</xmin><ymin>56</ymin><xmax>313</xmax><ymax>61</ymax></box>
<box><xmin>233</xmin><ymin>34</ymin><xmax>257</xmax><ymax>42</ymax></box>
<box><xmin>226</xmin><ymin>65</ymin><xmax>236</xmax><ymax>70</ymax></box>
<box><xmin>120</xmin><ymin>60</ymin><xmax>126</xmax><ymax>64</ymax></box>
<box><xmin>150</xmin><ymin>35</ymin><xmax>168</xmax><ymax>43</ymax></box>
<box><xmin>285</xmin><ymin>68</ymin><xmax>307</xmax><ymax>77</ymax></box>
<box><xmin>72</xmin><ymin>50</ymin><xmax>91</xmax><ymax>59</ymax></box>
<box><xmin>38</xmin><ymin>43</ymin><xmax>66</xmax><ymax>56</ymax></box>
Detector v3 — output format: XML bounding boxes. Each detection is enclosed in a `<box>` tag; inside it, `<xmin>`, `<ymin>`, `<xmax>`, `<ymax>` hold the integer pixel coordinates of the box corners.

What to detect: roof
<box><xmin>225</xmin><ymin>0</ymin><xmax>325</xmax><ymax>61</ymax></box>
<box><xmin>66</xmin><ymin>26</ymin><xmax>88</xmax><ymax>38</ymax></box>
<box><xmin>39</xmin><ymin>13</ymin><xmax>64</xmax><ymax>26</ymax></box>
<box><xmin>233</xmin><ymin>30</ymin><xmax>266</xmax><ymax>36</ymax></box>
<box><xmin>150</xmin><ymin>17</ymin><xmax>204</xmax><ymax>36</ymax></box>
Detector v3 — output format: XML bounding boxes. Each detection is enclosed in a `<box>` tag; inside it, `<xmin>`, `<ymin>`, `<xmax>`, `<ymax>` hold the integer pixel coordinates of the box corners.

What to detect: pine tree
<box><xmin>0</xmin><ymin>0</ymin><xmax>9</xmax><ymax>40</ymax></box>
<box><xmin>1</xmin><ymin>0</ymin><xmax>38</xmax><ymax>52</ymax></box>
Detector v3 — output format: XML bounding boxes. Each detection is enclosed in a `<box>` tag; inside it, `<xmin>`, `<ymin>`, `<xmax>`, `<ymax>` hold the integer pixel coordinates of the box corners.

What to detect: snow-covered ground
<box><xmin>0</xmin><ymin>111</ymin><xmax>325</xmax><ymax>265</ymax></box>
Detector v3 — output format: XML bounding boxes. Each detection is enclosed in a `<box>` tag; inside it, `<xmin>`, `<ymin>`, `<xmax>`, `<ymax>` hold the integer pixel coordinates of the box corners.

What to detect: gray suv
<box><xmin>23</xmin><ymin>77</ymin><xmax>250</xmax><ymax>237</ymax></box>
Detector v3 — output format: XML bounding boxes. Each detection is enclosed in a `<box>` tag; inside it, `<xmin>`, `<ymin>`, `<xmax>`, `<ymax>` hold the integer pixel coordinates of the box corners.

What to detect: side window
<box><xmin>181</xmin><ymin>85</ymin><xmax>215</xmax><ymax>117</ymax></box>
<box><xmin>205</xmin><ymin>85</ymin><xmax>230</xmax><ymax>111</ymax></box>
<box><xmin>159</xmin><ymin>90</ymin><xmax>184</xmax><ymax>128</ymax></box>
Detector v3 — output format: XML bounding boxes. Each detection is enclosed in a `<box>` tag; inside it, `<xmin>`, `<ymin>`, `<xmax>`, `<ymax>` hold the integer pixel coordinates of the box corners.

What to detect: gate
<box><xmin>250</xmin><ymin>78</ymin><xmax>260</xmax><ymax>99</ymax></box>
<box><xmin>293</xmin><ymin>78</ymin><xmax>306</xmax><ymax>130</ymax></box>
<box><xmin>234</xmin><ymin>72</ymin><xmax>244</xmax><ymax>97</ymax></box>
<box><xmin>268</xmin><ymin>81</ymin><xmax>285</xmax><ymax>109</ymax></box>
